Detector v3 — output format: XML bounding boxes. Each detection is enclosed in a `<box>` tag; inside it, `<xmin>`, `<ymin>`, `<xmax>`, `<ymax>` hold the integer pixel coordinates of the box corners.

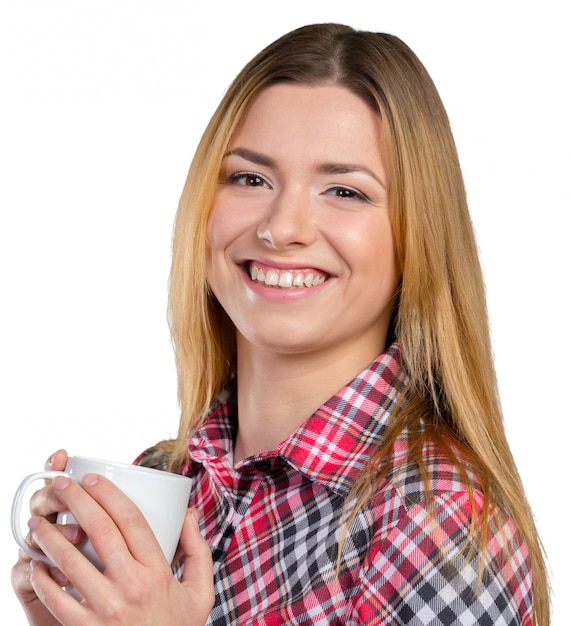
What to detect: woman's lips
<box><xmin>248</xmin><ymin>261</ymin><xmax>329</xmax><ymax>289</ymax></box>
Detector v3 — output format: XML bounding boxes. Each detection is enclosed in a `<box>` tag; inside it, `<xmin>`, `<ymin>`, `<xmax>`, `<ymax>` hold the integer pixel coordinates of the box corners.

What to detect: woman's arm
<box><xmin>351</xmin><ymin>490</ymin><xmax>534</xmax><ymax>625</ymax></box>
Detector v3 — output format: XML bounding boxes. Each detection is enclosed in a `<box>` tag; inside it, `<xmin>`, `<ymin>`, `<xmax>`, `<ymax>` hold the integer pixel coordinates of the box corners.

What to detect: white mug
<box><xmin>12</xmin><ymin>455</ymin><xmax>192</xmax><ymax>596</ymax></box>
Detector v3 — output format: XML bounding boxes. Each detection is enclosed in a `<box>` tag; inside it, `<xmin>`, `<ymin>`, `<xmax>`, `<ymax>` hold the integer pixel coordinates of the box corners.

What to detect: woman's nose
<box><xmin>256</xmin><ymin>189</ymin><xmax>318</xmax><ymax>250</ymax></box>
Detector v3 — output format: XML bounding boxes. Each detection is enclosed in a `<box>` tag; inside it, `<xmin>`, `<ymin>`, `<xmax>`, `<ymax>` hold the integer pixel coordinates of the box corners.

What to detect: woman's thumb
<box><xmin>180</xmin><ymin>509</ymin><xmax>215</xmax><ymax>612</ymax></box>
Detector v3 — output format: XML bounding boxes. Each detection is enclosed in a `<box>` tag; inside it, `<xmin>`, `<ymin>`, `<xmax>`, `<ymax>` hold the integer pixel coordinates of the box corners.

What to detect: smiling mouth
<box><xmin>249</xmin><ymin>263</ymin><xmax>328</xmax><ymax>288</ymax></box>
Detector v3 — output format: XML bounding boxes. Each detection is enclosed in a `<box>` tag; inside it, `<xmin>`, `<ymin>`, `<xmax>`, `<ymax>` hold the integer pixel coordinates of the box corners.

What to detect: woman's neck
<box><xmin>233</xmin><ymin>338</ymin><xmax>383</xmax><ymax>465</ymax></box>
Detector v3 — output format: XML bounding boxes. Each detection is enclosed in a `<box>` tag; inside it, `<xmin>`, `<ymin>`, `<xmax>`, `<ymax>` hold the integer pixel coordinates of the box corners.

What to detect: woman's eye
<box><xmin>328</xmin><ymin>186</ymin><xmax>368</xmax><ymax>201</ymax></box>
<box><xmin>226</xmin><ymin>172</ymin><xmax>269</xmax><ymax>188</ymax></box>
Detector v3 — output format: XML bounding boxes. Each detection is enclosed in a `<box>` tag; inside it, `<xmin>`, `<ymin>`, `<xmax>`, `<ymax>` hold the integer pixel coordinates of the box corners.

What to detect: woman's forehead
<box><xmin>227</xmin><ymin>83</ymin><xmax>386</xmax><ymax>170</ymax></box>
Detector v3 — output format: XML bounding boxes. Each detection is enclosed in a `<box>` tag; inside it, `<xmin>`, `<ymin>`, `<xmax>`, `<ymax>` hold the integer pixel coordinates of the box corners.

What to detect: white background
<box><xmin>1</xmin><ymin>1</ymin><xmax>568</xmax><ymax>623</ymax></box>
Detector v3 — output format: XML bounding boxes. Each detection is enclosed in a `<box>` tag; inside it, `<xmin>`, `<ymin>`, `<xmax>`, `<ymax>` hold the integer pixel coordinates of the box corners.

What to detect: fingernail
<box><xmin>28</xmin><ymin>517</ymin><xmax>41</xmax><ymax>531</ymax></box>
<box><xmin>53</xmin><ymin>476</ymin><xmax>71</xmax><ymax>491</ymax></box>
<box><xmin>52</xmin><ymin>569</ymin><xmax>68</xmax><ymax>586</ymax></box>
<box><xmin>61</xmin><ymin>524</ymin><xmax>81</xmax><ymax>542</ymax></box>
<box><xmin>82</xmin><ymin>473</ymin><xmax>99</xmax><ymax>487</ymax></box>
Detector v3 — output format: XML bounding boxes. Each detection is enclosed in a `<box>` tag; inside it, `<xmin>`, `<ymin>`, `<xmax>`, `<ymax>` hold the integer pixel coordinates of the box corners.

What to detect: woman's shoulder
<box><xmin>380</xmin><ymin>434</ymin><xmax>483</xmax><ymax>506</ymax></box>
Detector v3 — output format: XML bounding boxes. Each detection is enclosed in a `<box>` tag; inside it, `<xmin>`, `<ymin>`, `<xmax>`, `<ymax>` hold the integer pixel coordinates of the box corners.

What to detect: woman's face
<box><xmin>206</xmin><ymin>83</ymin><xmax>400</xmax><ymax>363</ymax></box>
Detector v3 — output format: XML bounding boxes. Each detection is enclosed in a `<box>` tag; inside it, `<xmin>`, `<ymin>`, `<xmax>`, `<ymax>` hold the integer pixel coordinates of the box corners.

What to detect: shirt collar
<box><xmin>187</xmin><ymin>341</ymin><xmax>406</xmax><ymax>497</ymax></box>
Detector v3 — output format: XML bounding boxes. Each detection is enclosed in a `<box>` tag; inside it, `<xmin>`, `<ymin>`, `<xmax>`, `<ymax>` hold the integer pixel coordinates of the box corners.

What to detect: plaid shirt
<box><xmin>140</xmin><ymin>342</ymin><xmax>533</xmax><ymax>625</ymax></box>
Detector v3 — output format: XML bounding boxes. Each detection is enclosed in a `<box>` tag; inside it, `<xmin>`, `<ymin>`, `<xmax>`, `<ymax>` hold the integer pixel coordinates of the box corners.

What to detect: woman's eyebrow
<box><xmin>317</xmin><ymin>162</ymin><xmax>386</xmax><ymax>189</ymax></box>
<box><xmin>225</xmin><ymin>147</ymin><xmax>386</xmax><ymax>189</ymax></box>
<box><xmin>224</xmin><ymin>148</ymin><xmax>275</xmax><ymax>168</ymax></box>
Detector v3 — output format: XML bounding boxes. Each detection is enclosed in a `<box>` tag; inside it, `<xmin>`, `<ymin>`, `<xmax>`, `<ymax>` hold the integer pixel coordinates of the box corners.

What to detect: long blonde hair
<box><xmin>167</xmin><ymin>24</ymin><xmax>549</xmax><ymax>623</ymax></box>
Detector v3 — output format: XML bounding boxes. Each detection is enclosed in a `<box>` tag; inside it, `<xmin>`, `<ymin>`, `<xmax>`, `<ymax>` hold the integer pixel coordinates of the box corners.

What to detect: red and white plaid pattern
<box><xmin>164</xmin><ymin>342</ymin><xmax>533</xmax><ymax>624</ymax></box>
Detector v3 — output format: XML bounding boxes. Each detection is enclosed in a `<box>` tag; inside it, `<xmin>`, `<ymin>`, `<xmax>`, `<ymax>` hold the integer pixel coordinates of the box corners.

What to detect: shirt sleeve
<box><xmin>349</xmin><ymin>490</ymin><xmax>534</xmax><ymax>625</ymax></box>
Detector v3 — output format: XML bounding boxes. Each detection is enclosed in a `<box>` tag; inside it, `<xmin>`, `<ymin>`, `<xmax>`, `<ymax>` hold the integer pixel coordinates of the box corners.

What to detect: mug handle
<box><xmin>11</xmin><ymin>470</ymin><xmax>69</xmax><ymax>566</ymax></box>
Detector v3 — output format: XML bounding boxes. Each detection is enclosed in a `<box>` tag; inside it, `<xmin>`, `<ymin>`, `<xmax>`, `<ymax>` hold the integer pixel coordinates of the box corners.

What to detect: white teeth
<box><xmin>249</xmin><ymin>265</ymin><xmax>327</xmax><ymax>289</ymax></box>
<box><xmin>265</xmin><ymin>270</ymin><xmax>279</xmax><ymax>285</ymax></box>
<box><xmin>292</xmin><ymin>273</ymin><xmax>305</xmax><ymax>287</ymax></box>
<box><xmin>278</xmin><ymin>271</ymin><xmax>293</xmax><ymax>287</ymax></box>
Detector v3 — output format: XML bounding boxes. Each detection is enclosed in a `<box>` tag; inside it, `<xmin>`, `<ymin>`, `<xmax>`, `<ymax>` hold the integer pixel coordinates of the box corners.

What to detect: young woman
<box><xmin>12</xmin><ymin>23</ymin><xmax>549</xmax><ymax>625</ymax></box>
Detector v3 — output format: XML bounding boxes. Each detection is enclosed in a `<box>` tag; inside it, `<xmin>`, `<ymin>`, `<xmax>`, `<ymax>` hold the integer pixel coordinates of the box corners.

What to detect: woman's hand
<box><xmin>11</xmin><ymin>449</ymin><xmax>75</xmax><ymax>625</ymax></box>
<box><xmin>12</xmin><ymin>451</ymin><xmax>214</xmax><ymax>625</ymax></box>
